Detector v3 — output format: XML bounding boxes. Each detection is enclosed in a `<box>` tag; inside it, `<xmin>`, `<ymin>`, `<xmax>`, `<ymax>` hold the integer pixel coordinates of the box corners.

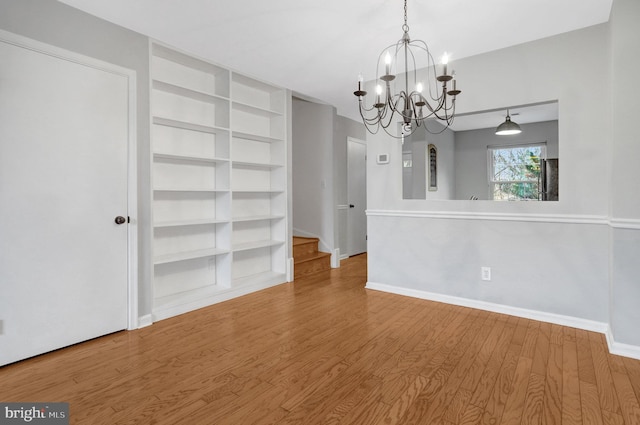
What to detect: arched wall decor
<box><xmin>428</xmin><ymin>144</ymin><xmax>437</xmax><ymax>191</ymax></box>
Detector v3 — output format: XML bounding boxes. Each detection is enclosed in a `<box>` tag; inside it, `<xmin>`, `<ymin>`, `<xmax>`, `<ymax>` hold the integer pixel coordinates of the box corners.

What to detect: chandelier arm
<box><xmin>358</xmin><ymin>98</ymin><xmax>382</xmax><ymax>115</ymax></box>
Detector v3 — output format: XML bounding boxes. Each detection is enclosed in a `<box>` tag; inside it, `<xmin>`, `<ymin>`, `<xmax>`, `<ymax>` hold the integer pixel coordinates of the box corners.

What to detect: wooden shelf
<box><xmin>231</xmin><ymin>160</ymin><xmax>283</xmax><ymax>169</ymax></box>
<box><xmin>153</xmin><ymin>80</ymin><xmax>229</xmax><ymax>105</ymax></box>
<box><xmin>151</xmin><ymin>42</ymin><xmax>288</xmax><ymax>322</ymax></box>
<box><xmin>232</xmin><ymin>189</ymin><xmax>284</xmax><ymax>194</ymax></box>
<box><xmin>231</xmin><ymin>73</ymin><xmax>285</xmax><ymax>114</ymax></box>
<box><xmin>154</xmin><ymin>247</ymin><xmax>230</xmax><ymax>265</ymax></box>
<box><xmin>232</xmin><ymin>131</ymin><xmax>283</xmax><ymax>144</ymax></box>
<box><xmin>233</xmin><ymin>239</ymin><xmax>284</xmax><ymax>252</ymax></box>
<box><xmin>154</xmin><ymin>188</ymin><xmax>228</xmax><ymax>193</ymax></box>
<box><xmin>232</xmin><ymin>271</ymin><xmax>287</xmax><ymax>287</ymax></box>
<box><xmin>232</xmin><ymin>215</ymin><xmax>284</xmax><ymax>223</ymax></box>
<box><xmin>154</xmin><ymin>152</ymin><xmax>229</xmax><ymax>164</ymax></box>
<box><xmin>152</xmin><ymin>44</ymin><xmax>229</xmax><ymax>91</ymax></box>
<box><xmin>153</xmin><ymin>116</ymin><xmax>229</xmax><ymax>134</ymax></box>
<box><xmin>232</xmin><ymin>100</ymin><xmax>282</xmax><ymax>117</ymax></box>
<box><xmin>154</xmin><ymin>218</ymin><xmax>229</xmax><ymax>228</ymax></box>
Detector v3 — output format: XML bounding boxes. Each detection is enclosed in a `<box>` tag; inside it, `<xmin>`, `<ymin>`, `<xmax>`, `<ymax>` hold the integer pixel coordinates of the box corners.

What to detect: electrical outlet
<box><xmin>481</xmin><ymin>267</ymin><xmax>491</xmax><ymax>281</ymax></box>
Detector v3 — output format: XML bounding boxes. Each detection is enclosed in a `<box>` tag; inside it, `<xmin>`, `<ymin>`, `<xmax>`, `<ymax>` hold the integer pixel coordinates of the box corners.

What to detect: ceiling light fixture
<box><xmin>495</xmin><ymin>110</ymin><xmax>522</xmax><ymax>135</ymax></box>
<box><xmin>353</xmin><ymin>0</ymin><xmax>461</xmax><ymax>137</ymax></box>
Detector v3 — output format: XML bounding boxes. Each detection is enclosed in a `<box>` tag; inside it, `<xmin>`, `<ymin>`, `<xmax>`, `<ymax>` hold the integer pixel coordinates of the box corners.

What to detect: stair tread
<box><xmin>293</xmin><ymin>237</ymin><xmax>319</xmax><ymax>246</ymax></box>
<box><xmin>294</xmin><ymin>251</ymin><xmax>331</xmax><ymax>264</ymax></box>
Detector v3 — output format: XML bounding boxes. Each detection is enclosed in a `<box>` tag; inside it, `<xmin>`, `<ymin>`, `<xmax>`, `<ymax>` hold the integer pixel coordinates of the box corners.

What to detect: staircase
<box><xmin>293</xmin><ymin>237</ymin><xmax>331</xmax><ymax>279</ymax></box>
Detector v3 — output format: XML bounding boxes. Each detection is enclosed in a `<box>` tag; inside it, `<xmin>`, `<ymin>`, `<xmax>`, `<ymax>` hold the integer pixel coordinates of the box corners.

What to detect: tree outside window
<box><xmin>489</xmin><ymin>144</ymin><xmax>546</xmax><ymax>200</ymax></box>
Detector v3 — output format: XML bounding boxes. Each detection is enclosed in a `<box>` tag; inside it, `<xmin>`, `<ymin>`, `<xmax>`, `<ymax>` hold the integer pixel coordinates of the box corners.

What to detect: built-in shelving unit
<box><xmin>150</xmin><ymin>42</ymin><xmax>289</xmax><ymax>321</ymax></box>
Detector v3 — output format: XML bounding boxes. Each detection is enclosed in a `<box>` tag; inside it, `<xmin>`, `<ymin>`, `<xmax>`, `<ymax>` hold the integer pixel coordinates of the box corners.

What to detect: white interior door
<box><xmin>347</xmin><ymin>138</ymin><xmax>367</xmax><ymax>256</ymax></box>
<box><xmin>0</xmin><ymin>33</ymin><xmax>132</xmax><ymax>365</ymax></box>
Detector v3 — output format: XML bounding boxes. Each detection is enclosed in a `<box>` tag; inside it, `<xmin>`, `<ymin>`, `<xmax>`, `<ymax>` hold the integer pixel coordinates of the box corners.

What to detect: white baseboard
<box><xmin>365</xmin><ymin>281</ymin><xmax>640</xmax><ymax>360</ymax></box>
<box><xmin>331</xmin><ymin>249</ymin><xmax>340</xmax><ymax>268</ymax></box>
<box><xmin>287</xmin><ymin>257</ymin><xmax>294</xmax><ymax>282</ymax></box>
<box><xmin>366</xmin><ymin>281</ymin><xmax>609</xmax><ymax>333</ymax></box>
<box><xmin>606</xmin><ymin>327</ymin><xmax>640</xmax><ymax>360</ymax></box>
<box><xmin>137</xmin><ymin>314</ymin><xmax>153</xmax><ymax>329</ymax></box>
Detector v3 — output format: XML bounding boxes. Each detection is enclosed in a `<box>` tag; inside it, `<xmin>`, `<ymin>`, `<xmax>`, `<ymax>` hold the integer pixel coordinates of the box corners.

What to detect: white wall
<box><xmin>366</xmin><ymin>23</ymin><xmax>634</xmax><ymax>351</ymax></box>
<box><xmin>455</xmin><ymin>120</ymin><xmax>559</xmax><ymax>200</ymax></box>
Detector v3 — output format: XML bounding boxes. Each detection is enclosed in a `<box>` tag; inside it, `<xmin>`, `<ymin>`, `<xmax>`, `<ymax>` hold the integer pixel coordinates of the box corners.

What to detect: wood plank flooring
<box><xmin>2</xmin><ymin>254</ymin><xmax>640</xmax><ymax>424</ymax></box>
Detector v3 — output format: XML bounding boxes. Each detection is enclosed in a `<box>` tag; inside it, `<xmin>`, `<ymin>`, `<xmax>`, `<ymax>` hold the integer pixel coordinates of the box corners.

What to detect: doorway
<box><xmin>347</xmin><ymin>137</ymin><xmax>367</xmax><ymax>256</ymax></box>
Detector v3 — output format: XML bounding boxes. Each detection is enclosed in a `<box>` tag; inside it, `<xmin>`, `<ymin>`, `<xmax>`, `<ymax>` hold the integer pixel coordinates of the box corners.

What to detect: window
<box><xmin>488</xmin><ymin>143</ymin><xmax>546</xmax><ymax>200</ymax></box>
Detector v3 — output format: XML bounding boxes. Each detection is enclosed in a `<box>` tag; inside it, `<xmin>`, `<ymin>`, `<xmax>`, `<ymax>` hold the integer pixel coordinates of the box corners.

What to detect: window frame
<box><xmin>487</xmin><ymin>142</ymin><xmax>547</xmax><ymax>201</ymax></box>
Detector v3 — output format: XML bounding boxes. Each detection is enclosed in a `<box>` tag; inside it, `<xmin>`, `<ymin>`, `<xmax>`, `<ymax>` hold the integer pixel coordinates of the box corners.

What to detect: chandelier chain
<box><xmin>403</xmin><ymin>0</ymin><xmax>409</xmax><ymax>33</ymax></box>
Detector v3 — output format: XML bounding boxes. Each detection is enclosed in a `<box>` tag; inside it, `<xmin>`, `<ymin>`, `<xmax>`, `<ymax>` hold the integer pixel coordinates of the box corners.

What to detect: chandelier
<box><xmin>353</xmin><ymin>0</ymin><xmax>461</xmax><ymax>137</ymax></box>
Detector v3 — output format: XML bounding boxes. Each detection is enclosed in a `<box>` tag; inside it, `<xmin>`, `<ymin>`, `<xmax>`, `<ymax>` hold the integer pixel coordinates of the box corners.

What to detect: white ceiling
<box><xmin>58</xmin><ymin>0</ymin><xmax>612</xmax><ymax>123</ymax></box>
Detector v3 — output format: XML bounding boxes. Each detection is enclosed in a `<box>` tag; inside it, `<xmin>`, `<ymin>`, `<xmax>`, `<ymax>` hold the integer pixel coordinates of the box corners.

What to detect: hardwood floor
<box><xmin>2</xmin><ymin>254</ymin><xmax>640</xmax><ymax>424</ymax></box>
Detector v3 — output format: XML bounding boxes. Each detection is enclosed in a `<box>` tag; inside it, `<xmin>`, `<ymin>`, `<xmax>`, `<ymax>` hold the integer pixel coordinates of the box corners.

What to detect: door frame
<box><xmin>0</xmin><ymin>29</ymin><xmax>139</xmax><ymax>330</ymax></box>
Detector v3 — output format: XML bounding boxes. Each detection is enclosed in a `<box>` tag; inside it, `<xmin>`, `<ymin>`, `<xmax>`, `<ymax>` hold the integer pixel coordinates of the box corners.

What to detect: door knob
<box><xmin>114</xmin><ymin>216</ymin><xmax>127</xmax><ymax>225</ymax></box>
<box><xmin>349</xmin><ymin>204</ymin><xmax>355</xmax><ymax>208</ymax></box>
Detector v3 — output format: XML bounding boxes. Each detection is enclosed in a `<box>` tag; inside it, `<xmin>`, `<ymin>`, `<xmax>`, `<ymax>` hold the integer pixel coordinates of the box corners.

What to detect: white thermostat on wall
<box><xmin>377</xmin><ymin>153</ymin><xmax>390</xmax><ymax>164</ymax></box>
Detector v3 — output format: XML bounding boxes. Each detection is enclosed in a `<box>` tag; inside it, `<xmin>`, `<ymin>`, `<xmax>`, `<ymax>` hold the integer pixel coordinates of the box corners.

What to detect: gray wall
<box><xmin>455</xmin><ymin>120</ymin><xmax>559</xmax><ymax>200</ymax></box>
<box><xmin>0</xmin><ymin>0</ymin><xmax>153</xmax><ymax>317</ymax></box>
<box><xmin>402</xmin><ymin>123</ymin><xmax>456</xmax><ymax>200</ymax></box>
<box><xmin>291</xmin><ymin>98</ymin><xmax>336</xmax><ymax>253</ymax></box>
<box><xmin>610</xmin><ymin>0</ymin><xmax>640</xmax><ymax>347</ymax></box>
<box><xmin>366</xmin><ymin>22</ymin><xmax>624</xmax><ymax>346</ymax></box>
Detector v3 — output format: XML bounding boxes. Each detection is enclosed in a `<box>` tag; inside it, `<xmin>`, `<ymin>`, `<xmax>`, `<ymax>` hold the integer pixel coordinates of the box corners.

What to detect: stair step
<box><xmin>295</xmin><ymin>250</ymin><xmax>331</xmax><ymax>264</ymax></box>
<box><xmin>294</xmin><ymin>252</ymin><xmax>331</xmax><ymax>279</ymax></box>
<box><xmin>293</xmin><ymin>236</ymin><xmax>320</xmax><ymax>258</ymax></box>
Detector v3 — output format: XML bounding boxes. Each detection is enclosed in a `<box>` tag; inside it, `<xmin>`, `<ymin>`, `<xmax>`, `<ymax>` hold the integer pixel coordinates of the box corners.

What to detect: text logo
<box><xmin>0</xmin><ymin>403</ymin><xmax>68</xmax><ymax>424</ymax></box>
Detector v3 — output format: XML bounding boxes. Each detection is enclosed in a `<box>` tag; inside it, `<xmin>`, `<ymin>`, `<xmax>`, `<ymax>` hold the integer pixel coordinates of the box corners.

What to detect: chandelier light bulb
<box><xmin>384</xmin><ymin>52</ymin><xmax>392</xmax><ymax>75</ymax></box>
<box><xmin>442</xmin><ymin>52</ymin><xmax>449</xmax><ymax>76</ymax></box>
<box><xmin>416</xmin><ymin>82</ymin><xmax>423</xmax><ymax>93</ymax></box>
<box><xmin>375</xmin><ymin>84</ymin><xmax>383</xmax><ymax>107</ymax></box>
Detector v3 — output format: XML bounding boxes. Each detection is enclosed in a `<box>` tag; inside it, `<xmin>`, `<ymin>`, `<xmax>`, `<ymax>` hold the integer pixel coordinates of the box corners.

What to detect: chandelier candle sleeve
<box><xmin>354</xmin><ymin>74</ymin><xmax>367</xmax><ymax>98</ymax></box>
<box><xmin>353</xmin><ymin>0</ymin><xmax>462</xmax><ymax>137</ymax></box>
<box><xmin>385</xmin><ymin>52</ymin><xmax>392</xmax><ymax>76</ymax></box>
